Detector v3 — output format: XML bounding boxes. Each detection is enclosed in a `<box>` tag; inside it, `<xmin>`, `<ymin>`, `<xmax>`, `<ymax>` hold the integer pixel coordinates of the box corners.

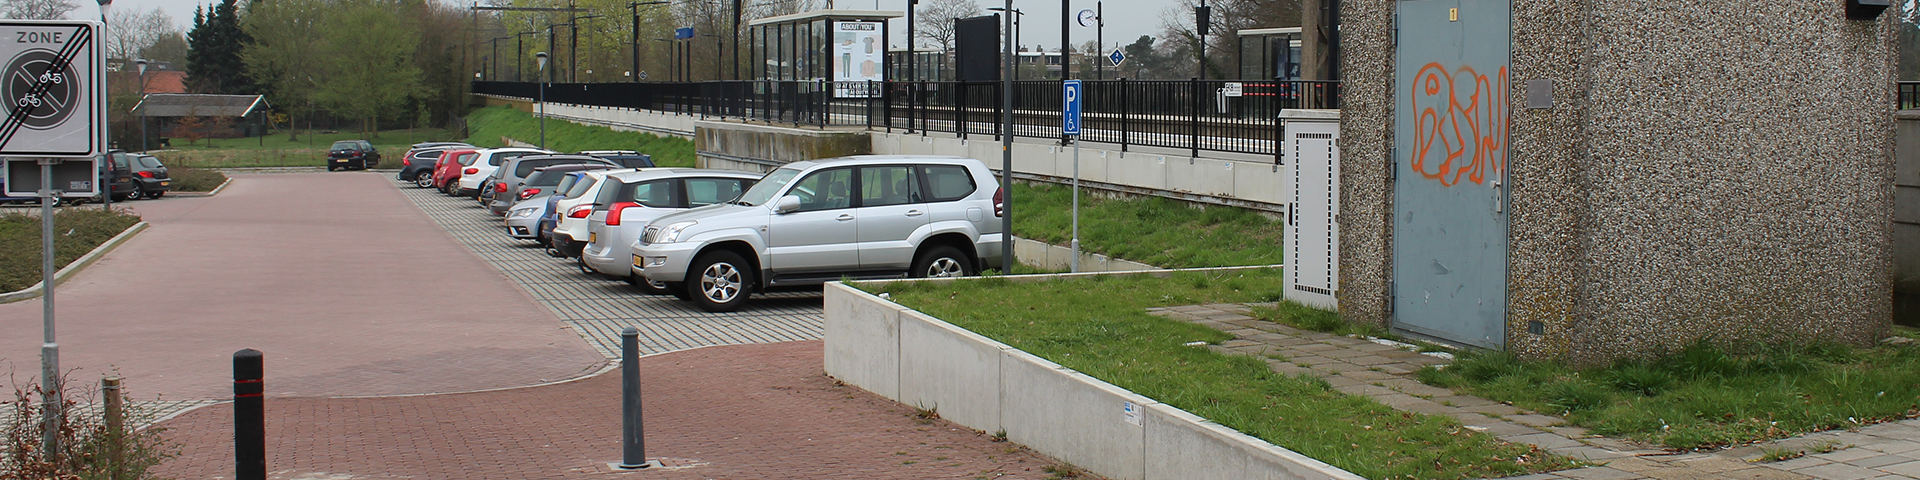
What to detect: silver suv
<box><xmin>630</xmin><ymin>155</ymin><xmax>1006</xmax><ymax>312</ymax></box>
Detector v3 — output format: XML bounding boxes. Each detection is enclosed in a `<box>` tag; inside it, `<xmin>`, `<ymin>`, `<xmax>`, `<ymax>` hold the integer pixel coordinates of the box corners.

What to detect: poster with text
<box><xmin>832</xmin><ymin>21</ymin><xmax>882</xmax><ymax>98</ymax></box>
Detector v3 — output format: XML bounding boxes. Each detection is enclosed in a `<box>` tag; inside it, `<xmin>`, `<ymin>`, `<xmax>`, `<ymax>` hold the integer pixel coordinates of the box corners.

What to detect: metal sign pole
<box><xmin>1071</xmin><ymin>136</ymin><xmax>1080</xmax><ymax>273</ymax></box>
<box><xmin>1063</xmin><ymin>80</ymin><xmax>1082</xmax><ymax>273</ymax></box>
<box><xmin>39</xmin><ymin>159</ymin><xmax>60</xmax><ymax>456</ymax></box>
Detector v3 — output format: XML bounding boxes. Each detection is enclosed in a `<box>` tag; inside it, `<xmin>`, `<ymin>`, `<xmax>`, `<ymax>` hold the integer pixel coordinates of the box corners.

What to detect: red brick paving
<box><xmin>0</xmin><ymin>173</ymin><xmax>605</xmax><ymax>400</ymax></box>
<box><xmin>152</xmin><ymin>341</ymin><xmax>1078</xmax><ymax>480</ymax></box>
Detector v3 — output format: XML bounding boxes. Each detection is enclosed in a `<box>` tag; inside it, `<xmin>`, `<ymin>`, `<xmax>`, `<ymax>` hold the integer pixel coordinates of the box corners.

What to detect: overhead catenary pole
<box><xmin>1095</xmin><ymin>2</ymin><xmax>1102</xmax><ymax>80</ymax></box>
<box><xmin>1195</xmin><ymin>0</ymin><xmax>1209</xmax><ymax>80</ymax></box>
<box><xmin>1060</xmin><ymin>0</ymin><xmax>1069</xmax><ymax>81</ymax></box>
<box><xmin>1000</xmin><ymin>1</ymin><xmax>1014</xmax><ymax>274</ymax></box>
<box><xmin>906</xmin><ymin>0</ymin><xmax>916</xmax><ymax>133</ymax></box>
<box><xmin>732</xmin><ymin>0</ymin><xmax>742</xmax><ymax>80</ymax></box>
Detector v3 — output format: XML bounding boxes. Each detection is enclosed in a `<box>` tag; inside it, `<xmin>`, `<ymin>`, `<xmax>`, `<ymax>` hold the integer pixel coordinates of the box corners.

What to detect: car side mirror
<box><xmin>775</xmin><ymin>195</ymin><xmax>803</xmax><ymax>214</ymax></box>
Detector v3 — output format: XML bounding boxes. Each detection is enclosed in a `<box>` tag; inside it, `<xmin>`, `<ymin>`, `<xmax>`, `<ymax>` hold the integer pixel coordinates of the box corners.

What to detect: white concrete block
<box><xmin>1233</xmin><ymin>164</ymin><xmax>1289</xmax><ymax>205</ymax></box>
<box><xmin>1144</xmin><ymin>402</ymin><xmax>1366</xmax><ymax>480</ymax></box>
<box><xmin>1079</xmin><ymin>149</ymin><xmax>1112</xmax><ymax>184</ymax></box>
<box><xmin>1168</xmin><ymin>158</ymin><xmax>1237</xmax><ymax>197</ymax></box>
<box><xmin>823</xmin><ymin>282</ymin><xmax>903</xmax><ymax>400</ymax></box>
<box><xmin>1013</xmin><ymin>143</ymin><xmax>1058</xmax><ymax>177</ymax></box>
<box><xmin>1109</xmin><ymin>154</ymin><xmax>1170</xmax><ymax>190</ymax></box>
<box><xmin>898</xmin><ymin>310</ymin><xmax>1006</xmax><ymax>431</ymax></box>
<box><xmin>1001</xmin><ymin>349</ymin><xmax>1149</xmax><ymax>480</ymax></box>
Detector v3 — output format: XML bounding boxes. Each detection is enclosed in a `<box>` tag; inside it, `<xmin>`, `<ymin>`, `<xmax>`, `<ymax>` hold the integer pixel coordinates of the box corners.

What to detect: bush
<box><xmin>0</xmin><ymin>209</ymin><xmax>141</xmax><ymax>292</ymax></box>
<box><xmin>166</xmin><ymin>167</ymin><xmax>227</xmax><ymax>193</ymax></box>
<box><xmin>1</xmin><ymin>374</ymin><xmax>176</xmax><ymax>479</ymax></box>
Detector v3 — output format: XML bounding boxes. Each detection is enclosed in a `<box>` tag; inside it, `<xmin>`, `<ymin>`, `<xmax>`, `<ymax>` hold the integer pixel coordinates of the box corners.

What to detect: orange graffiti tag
<box><xmin>1409</xmin><ymin>63</ymin><xmax>1509</xmax><ymax>187</ymax></box>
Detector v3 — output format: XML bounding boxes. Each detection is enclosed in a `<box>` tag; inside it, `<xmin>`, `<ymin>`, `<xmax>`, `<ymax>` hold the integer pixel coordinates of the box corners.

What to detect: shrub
<box><xmin>1</xmin><ymin>374</ymin><xmax>176</xmax><ymax>479</ymax></box>
<box><xmin>166</xmin><ymin>167</ymin><xmax>227</xmax><ymax>193</ymax></box>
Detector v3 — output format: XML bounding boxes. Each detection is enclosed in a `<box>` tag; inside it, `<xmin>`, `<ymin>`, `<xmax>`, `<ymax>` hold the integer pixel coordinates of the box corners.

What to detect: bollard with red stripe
<box><xmin>233</xmin><ymin>349</ymin><xmax>264</xmax><ymax>480</ymax></box>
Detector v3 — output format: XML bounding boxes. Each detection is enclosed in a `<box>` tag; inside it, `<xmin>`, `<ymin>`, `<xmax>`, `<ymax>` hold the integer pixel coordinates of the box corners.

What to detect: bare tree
<box><xmin>3</xmin><ymin>0</ymin><xmax>78</xmax><ymax>20</ymax></box>
<box><xmin>1158</xmin><ymin>0</ymin><xmax>1301</xmax><ymax>79</ymax></box>
<box><xmin>108</xmin><ymin>7</ymin><xmax>177</xmax><ymax>62</ymax></box>
<box><xmin>915</xmin><ymin>0</ymin><xmax>981</xmax><ymax>52</ymax></box>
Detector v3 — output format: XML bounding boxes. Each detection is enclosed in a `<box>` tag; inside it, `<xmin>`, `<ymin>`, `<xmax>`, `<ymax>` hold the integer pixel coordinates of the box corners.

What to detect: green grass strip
<box><xmin>463</xmin><ymin>106</ymin><xmax>694</xmax><ymax>167</ymax></box>
<box><xmin>153</xmin><ymin>129</ymin><xmax>459</xmax><ymax>168</ymax></box>
<box><xmin>1010</xmin><ymin>182</ymin><xmax>1284</xmax><ymax>268</ymax></box>
<box><xmin>1418</xmin><ymin>335</ymin><xmax>1920</xmax><ymax>450</ymax></box>
<box><xmin>864</xmin><ymin>270</ymin><xmax>1574</xmax><ymax>480</ymax></box>
<box><xmin>0</xmin><ymin>209</ymin><xmax>142</xmax><ymax>292</ymax></box>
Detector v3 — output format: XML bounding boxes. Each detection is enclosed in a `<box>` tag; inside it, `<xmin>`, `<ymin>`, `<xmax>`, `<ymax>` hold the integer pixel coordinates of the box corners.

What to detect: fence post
<box><xmin>1120</xmin><ymin>78</ymin><xmax>1129</xmax><ymax>152</ymax></box>
<box><xmin>958</xmin><ymin>83</ymin><xmax>968</xmax><ymax>140</ymax></box>
<box><xmin>1190</xmin><ymin>78</ymin><xmax>1201</xmax><ymax>158</ymax></box>
<box><xmin>103</xmin><ymin>377</ymin><xmax>123</xmax><ymax>480</ymax></box>
<box><xmin>233</xmin><ymin>349</ymin><xmax>264</xmax><ymax>480</ymax></box>
<box><xmin>994</xmin><ymin>82</ymin><xmax>1003</xmax><ymax>141</ymax></box>
<box><xmin>618</xmin><ymin>327</ymin><xmax>656</xmax><ymax>469</ymax></box>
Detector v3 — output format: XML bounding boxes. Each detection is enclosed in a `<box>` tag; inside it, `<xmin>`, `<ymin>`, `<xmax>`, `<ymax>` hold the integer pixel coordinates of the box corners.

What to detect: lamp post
<box><xmin>999</xmin><ymin>0</ymin><xmax>1015</xmax><ymax>273</ymax></box>
<box><xmin>1196</xmin><ymin>0</ymin><xmax>1210</xmax><ymax>79</ymax></box>
<box><xmin>987</xmin><ymin>7</ymin><xmax>1022</xmax><ymax>80</ymax></box>
<box><xmin>628</xmin><ymin>1</ymin><xmax>669</xmax><ymax>83</ymax></box>
<box><xmin>136</xmin><ymin>59</ymin><xmax>147</xmax><ymax>152</ymax></box>
<box><xmin>536</xmin><ymin>51</ymin><xmax>548</xmax><ymax>149</ymax></box>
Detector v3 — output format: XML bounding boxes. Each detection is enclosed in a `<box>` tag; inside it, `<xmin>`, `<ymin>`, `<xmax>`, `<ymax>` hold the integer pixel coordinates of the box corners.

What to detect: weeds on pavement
<box><xmin>1</xmin><ymin>373</ymin><xmax>177</xmax><ymax>479</ymax></box>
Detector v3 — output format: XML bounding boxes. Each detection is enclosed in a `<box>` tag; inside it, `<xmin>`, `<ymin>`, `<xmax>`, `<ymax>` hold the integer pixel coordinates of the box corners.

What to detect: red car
<box><xmin>432</xmin><ymin>148</ymin><xmax>480</xmax><ymax>194</ymax></box>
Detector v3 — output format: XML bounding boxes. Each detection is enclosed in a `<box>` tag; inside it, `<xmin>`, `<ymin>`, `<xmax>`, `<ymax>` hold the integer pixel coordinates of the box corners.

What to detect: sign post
<box><xmin>1063</xmin><ymin>79</ymin><xmax>1083</xmax><ymax>272</ymax></box>
<box><xmin>0</xmin><ymin>20</ymin><xmax>106</xmax><ymax>459</ymax></box>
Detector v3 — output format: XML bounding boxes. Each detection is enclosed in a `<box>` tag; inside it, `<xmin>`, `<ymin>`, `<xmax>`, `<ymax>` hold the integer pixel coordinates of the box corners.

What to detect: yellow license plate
<box><xmin>633</xmin><ymin>255</ymin><xmax>644</xmax><ymax>268</ymax></box>
<box><xmin>159</xmin><ymin>181</ymin><xmax>169</xmax><ymax>186</ymax></box>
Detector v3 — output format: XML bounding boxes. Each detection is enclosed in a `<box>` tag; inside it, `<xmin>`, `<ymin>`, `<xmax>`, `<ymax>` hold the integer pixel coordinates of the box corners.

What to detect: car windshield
<box><xmin>524</xmin><ymin>171</ymin><xmax>565</xmax><ymax>187</ymax></box>
<box><xmin>563</xmin><ymin>176</ymin><xmax>598</xmax><ymax>199</ymax></box>
<box><xmin>489</xmin><ymin>151</ymin><xmax>534</xmax><ymax>166</ymax></box>
<box><xmin>137</xmin><ymin>156</ymin><xmax>162</xmax><ymax>168</ymax></box>
<box><xmin>456</xmin><ymin>153</ymin><xmax>479</xmax><ymax>166</ymax></box>
<box><xmin>598</xmin><ymin>155</ymin><xmax>653</xmax><ymax>168</ymax></box>
<box><xmin>330</xmin><ymin>141</ymin><xmax>356</xmax><ymax>150</ymax></box>
<box><xmin>515</xmin><ymin>159</ymin><xmax>605</xmax><ymax>177</ymax></box>
<box><xmin>737</xmin><ymin>168</ymin><xmax>801</xmax><ymax>206</ymax></box>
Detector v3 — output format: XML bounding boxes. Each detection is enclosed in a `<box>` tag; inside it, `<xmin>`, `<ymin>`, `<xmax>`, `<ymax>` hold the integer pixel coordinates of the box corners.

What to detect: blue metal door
<box><xmin>1392</xmin><ymin>0</ymin><xmax>1511</xmax><ymax>348</ymax></box>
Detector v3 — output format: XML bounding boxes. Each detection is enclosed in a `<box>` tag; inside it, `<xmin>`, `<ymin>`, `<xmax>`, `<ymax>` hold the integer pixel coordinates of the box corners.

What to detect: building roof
<box><xmin>748</xmin><ymin>9</ymin><xmax>902</xmax><ymax>27</ymax></box>
<box><xmin>1238</xmin><ymin>27</ymin><xmax>1303</xmax><ymax>37</ymax></box>
<box><xmin>143</xmin><ymin>71</ymin><xmax>186</xmax><ymax>94</ymax></box>
<box><xmin>132</xmin><ymin>94</ymin><xmax>269</xmax><ymax>117</ymax></box>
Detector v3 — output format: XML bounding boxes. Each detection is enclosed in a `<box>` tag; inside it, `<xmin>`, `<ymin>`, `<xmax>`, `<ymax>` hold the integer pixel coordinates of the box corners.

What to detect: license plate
<box><xmin>589</xmin><ymin>233</ymin><xmax>596</xmax><ymax>244</ymax></box>
<box><xmin>633</xmin><ymin>255</ymin><xmax>644</xmax><ymax>269</ymax></box>
<box><xmin>159</xmin><ymin>181</ymin><xmax>169</xmax><ymax>186</ymax></box>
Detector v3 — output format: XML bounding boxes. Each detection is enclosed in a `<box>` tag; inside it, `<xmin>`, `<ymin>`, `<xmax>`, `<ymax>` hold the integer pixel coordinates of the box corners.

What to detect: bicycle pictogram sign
<box><xmin>0</xmin><ymin>20</ymin><xmax>103</xmax><ymax>157</ymax></box>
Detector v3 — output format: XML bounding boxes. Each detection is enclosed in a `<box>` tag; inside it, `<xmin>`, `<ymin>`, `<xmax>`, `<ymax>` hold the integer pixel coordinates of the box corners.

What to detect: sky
<box><xmin>123</xmin><ymin>0</ymin><xmax>1189</xmax><ymax>56</ymax></box>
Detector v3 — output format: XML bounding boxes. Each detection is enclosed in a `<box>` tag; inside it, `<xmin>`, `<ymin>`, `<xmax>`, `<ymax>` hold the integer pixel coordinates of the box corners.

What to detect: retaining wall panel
<box><xmin>822</xmin><ymin>282</ymin><xmax>903</xmax><ymax>399</ymax></box>
<box><xmin>898</xmin><ymin>310</ymin><xmax>1006</xmax><ymax>431</ymax></box>
<box><xmin>1000</xmin><ymin>349</ymin><xmax>1149</xmax><ymax>480</ymax></box>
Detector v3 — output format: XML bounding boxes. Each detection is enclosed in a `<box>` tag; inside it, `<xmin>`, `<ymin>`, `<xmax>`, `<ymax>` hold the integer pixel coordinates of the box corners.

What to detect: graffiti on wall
<box><xmin>1409</xmin><ymin>63</ymin><xmax>1509</xmax><ymax>187</ymax></box>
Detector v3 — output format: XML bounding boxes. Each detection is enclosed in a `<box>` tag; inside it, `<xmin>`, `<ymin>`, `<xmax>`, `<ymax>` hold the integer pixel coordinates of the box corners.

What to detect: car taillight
<box><xmin>136</xmin><ymin>171</ymin><xmax>154</xmax><ymax>178</ymax></box>
<box><xmin>495</xmin><ymin>183</ymin><xmax>508</xmax><ymax>193</ymax></box>
<box><xmin>567</xmin><ymin>204</ymin><xmax>595</xmax><ymax>219</ymax></box>
<box><xmin>519</xmin><ymin>188</ymin><xmax>541</xmax><ymax>200</ymax></box>
<box><xmin>993</xmin><ymin>187</ymin><xmax>1004</xmax><ymax>217</ymax></box>
<box><xmin>606</xmin><ymin>202</ymin><xmax>641</xmax><ymax>226</ymax></box>
<box><xmin>403</xmin><ymin>158</ymin><xmax>411</xmax><ymax>166</ymax></box>
<box><xmin>464</xmin><ymin>168</ymin><xmax>478</xmax><ymax>175</ymax></box>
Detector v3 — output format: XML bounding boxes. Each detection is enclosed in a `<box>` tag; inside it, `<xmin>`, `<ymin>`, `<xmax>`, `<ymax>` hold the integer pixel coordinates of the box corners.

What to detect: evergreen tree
<box><xmin>185</xmin><ymin>0</ymin><xmax>255</xmax><ymax>94</ymax></box>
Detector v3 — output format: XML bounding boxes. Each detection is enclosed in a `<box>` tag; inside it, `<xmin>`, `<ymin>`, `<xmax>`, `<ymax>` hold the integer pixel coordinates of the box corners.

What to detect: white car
<box><xmin>580</xmin><ymin>169</ymin><xmax>761</xmax><ymax>293</ymax></box>
<box><xmin>455</xmin><ymin>147</ymin><xmax>551</xmax><ymax>197</ymax></box>
<box><xmin>550</xmin><ymin>168</ymin><xmax>641</xmax><ymax>258</ymax></box>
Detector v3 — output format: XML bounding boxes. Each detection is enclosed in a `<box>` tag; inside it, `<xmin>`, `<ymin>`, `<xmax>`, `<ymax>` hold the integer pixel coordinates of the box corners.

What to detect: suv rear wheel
<box><xmin>912</xmin><ymin>245</ymin><xmax>975</xmax><ymax>278</ymax></box>
<box><xmin>687</xmin><ymin>251</ymin><xmax>751</xmax><ymax>312</ymax></box>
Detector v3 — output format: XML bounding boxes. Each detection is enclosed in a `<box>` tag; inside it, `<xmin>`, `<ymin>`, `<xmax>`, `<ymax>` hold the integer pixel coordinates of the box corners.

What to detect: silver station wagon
<box><xmin>630</xmin><ymin>155</ymin><xmax>1007</xmax><ymax>312</ymax></box>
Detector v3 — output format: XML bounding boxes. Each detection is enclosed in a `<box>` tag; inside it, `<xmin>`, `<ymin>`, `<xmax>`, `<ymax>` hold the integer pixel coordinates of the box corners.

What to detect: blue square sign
<box><xmin>1108</xmin><ymin>49</ymin><xmax>1126</xmax><ymax>67</ymax></box>
<box><xmin>1062</xmin><ymin>79</ymin><xmax>1082</xmax><ymax>136</ymax></box>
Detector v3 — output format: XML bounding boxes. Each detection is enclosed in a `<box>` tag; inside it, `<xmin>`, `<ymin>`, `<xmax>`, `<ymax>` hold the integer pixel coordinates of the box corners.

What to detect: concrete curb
<box><xmin>824</xmin><ymin>273</ymin><xmax>1364</xmax><ymax>480</ymax></box>
<box><xmin>168</xmin><ymin>177</ymin><xmax>232</xmax><ymax>197</ymax></box>
<box><xmin>0</xmin><ymin>221</ymin><xmax>150</xmax><ymax>304</ymax></box>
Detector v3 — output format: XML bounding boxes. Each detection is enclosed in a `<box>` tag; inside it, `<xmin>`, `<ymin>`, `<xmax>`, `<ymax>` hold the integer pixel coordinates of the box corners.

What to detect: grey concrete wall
<box><xmin>822</xmin><ymin>276</ymin><xmax>1364</xmax><ymax>480</ymax></box>
<box><xmin>1341</xmin><ymin>0</ymin><xmax>1897</xmax><ymax>363</ymax></box>
<box><xmin>694</xmin><ymin>121</ymin><xmax>871</xmax><ymax>173</ymax></box>
<box><xmin>1011</xmin><ymin>237</ymin><xmax>1160</xmax><ymax>273</ymax></box>
<box><xmin>1897</xmin><ymin>111</ymin><xmax>1920</xmax><ymax>327</ymax></box>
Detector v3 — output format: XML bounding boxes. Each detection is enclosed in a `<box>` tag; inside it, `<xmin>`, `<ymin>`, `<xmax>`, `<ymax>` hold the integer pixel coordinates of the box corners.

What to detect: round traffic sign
<box><xmin>3</xmin><ymin>49</ymin><xmax>79</xmax><ymax>130</ymax></box>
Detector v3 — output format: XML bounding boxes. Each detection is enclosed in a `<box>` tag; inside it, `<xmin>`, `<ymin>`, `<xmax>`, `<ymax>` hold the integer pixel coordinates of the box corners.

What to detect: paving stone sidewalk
<box><xmin>1152</xmin><ymin>303</ymin><xmax>1920</xmax><ymax>480</ymax></box>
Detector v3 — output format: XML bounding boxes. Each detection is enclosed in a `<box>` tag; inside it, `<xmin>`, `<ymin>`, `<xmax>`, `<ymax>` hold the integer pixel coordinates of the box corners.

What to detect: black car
<box><xmin>397</xmin><ymin>145</ymin><xmax>468</xmax><ymax>187</ymax></box>
<box><xmin>326</xmin><ymin>140</ymin><xmax>381</xmax><ymax>171</ymax></box>
<box><xmin>579</xmin><ymin>150</ymin><xmax>655</xmax><ymax>168</ymax></box>
<box><xmin>128</xmin><ymin>154</ymin><xmax>170</xmax><ymax>199</ymax></box>
<box><xmin>98</xmin><ymin>150</ymin><xmax>138</xmax><ymax>201</ymax></box>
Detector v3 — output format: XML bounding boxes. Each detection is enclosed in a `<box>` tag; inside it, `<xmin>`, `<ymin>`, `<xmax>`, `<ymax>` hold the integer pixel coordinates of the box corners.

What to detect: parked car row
<box><xmin>404</xmin><ymin>146</ymin><xmax>1007</xmax><ymax>312</ymax></box>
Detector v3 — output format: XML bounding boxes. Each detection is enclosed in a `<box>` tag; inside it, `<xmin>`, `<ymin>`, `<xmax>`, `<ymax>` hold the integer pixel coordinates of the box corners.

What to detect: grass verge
<box><xmin>1010</xmin><ymin>182</ymin><xmax>1284</xmax><ymax>268</ymax></box>
<box><xmin>862</xmin><ymin>270</ymin><xmax>1574</xmax><ymax>479</ymax></box>
<box><xmin>464</xmin><ymin>106</ymin><xmax>694</xmax><ymax>167</ymax></box>
<box><xmin>151</xmin><ymin>129</ymin><xmax>456</xmax><ymax>168</ymax></box>
<box><xmin>1416</xmin><ymin>331</ymin><xmax>1920</xmax><ymax>450</ymax></box>
<box><xmin>167</xmin><ymin>166</ymin><xmax>228</xmax><ymax>192</ymax></box>
<box><xmin>0</xmin><ymin>208</ymin><xmax>141</xmax><ymax>292</ymax></box>
<box><xmin>1251</xmin><ymin>303</ymin><xmax>1454</xmax><ymax>353</ymax></box>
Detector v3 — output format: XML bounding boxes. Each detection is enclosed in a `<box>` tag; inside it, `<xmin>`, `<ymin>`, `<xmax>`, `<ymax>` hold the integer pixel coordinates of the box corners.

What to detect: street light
<box><xmin>136</xmin><ymin>59</ymin><xmax>147</xmax><ymax>153</ymax></box>
<box><xmin>987</xmin><ymin>7</ymin><xmax>1023</xmax><ymax>80</ymax></box>
<box><xmin>628</xmin><ymin>1</ymin><xmax>670</xmax><ymax>83</ymax></box>
<box><xmin>536</xmin><ymin>51</ymin><xmax>548</xmax><ymax>149</ymax></box>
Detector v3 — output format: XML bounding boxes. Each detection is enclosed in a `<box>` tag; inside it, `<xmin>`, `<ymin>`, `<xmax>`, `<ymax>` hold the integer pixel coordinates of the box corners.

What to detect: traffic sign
<box><xmin>1108</xmin><ymin>49</ymin><xmax>1125</xmax><ymax>67</ymax></box>
<box><xmin>0</xmin><ymin>20</ymin><xmax>104</xmax><ymax>157</ymax></box>
<box><xmin>1062</xmin><ymin>79</ymin><xmax>1082</xmax><ymax>136</ymax></box>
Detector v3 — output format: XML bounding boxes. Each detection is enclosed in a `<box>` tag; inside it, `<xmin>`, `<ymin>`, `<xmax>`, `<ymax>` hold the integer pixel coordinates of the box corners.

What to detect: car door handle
<box><xmin>904</xmin><ymin>209</ymin><xmax>923</xmax><ymax>217</ymax></box>
<box><xmin>836</xmin><ymin>214</ymin><xmax>855</xmax><ymax>221</ymax></box>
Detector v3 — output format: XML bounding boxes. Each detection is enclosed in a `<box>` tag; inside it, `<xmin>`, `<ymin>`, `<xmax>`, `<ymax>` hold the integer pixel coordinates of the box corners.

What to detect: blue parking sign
<box><xmin>1063</xmin><ymin>80</ymin><xmax>1083</xmax><ymax>136</ymax></box>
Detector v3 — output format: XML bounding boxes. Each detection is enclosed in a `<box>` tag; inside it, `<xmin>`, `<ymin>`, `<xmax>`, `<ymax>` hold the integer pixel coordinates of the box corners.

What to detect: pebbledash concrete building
<box><xmin>1331</xmin><ymin>0</ymin><xmax>1897</xmax><ymax>364</ymax></box>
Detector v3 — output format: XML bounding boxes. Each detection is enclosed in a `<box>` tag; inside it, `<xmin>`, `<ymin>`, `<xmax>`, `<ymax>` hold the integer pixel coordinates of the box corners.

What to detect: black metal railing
<box><xmin>473</xmin><ymin>79</ymin><xmax>1341</xmax><ymax>160</ymax></box>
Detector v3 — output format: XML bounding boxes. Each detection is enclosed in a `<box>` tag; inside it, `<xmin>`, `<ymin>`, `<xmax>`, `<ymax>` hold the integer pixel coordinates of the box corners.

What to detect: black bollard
<box><xmin>618</xmin><ymin>327</ymin><xmax>651</xmax><ymax>469</ymax></box>
<box><xmin>233</xmin><ymin>349</ymin><xmax>264</xmax><ymax>480</ymax></box>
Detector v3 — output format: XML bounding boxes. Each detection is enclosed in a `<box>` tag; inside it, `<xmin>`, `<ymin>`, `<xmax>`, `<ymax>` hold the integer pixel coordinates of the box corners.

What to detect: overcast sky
<box><xmin>125</xmin><ymin>0</ymin><xmax>1184</xmax><ymax>57</ymax></box>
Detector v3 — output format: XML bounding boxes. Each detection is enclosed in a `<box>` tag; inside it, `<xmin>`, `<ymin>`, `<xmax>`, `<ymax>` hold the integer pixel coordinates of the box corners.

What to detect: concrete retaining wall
<box><xmin>1012</xmin><ymin>237</ymin><xmax>1158</xmax><ymax>272</ymax></box>
<box><xmin>823</xmin><ymin>279</ymin><xmax>1361</xmax><ymax>480</ymax></box>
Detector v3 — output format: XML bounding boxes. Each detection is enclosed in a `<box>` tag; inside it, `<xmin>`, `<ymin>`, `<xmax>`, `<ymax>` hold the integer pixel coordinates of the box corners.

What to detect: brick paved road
<box><xmin>0</xmin><ymin>173</ymin><xmax>605</xmax><ymax>400</ymax></box>
<box><xmin>153</xmin><ymin>341</ymin><xmax>1074</xmax><ymax>480</ymax></box>
<box><xmin>391</xmin><ymin>178</ymin><xmax>823</xmax><ymax>359</ymax></box>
